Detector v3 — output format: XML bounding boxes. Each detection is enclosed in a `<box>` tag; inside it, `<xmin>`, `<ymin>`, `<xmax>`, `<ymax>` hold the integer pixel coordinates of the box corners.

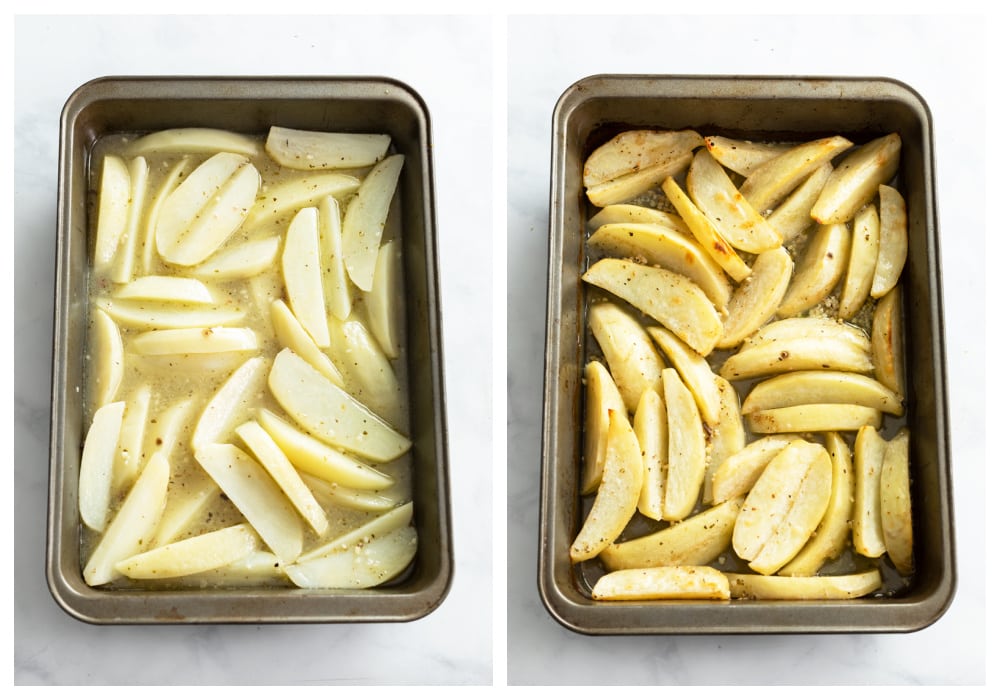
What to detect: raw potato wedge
<box><xmin>811</xmin><ymin>133</ymin><xmax>901</xmax><ymax>224</ymax></box>
<box><xmin>582</xmin><ymin>258</ymin><xmax>723</xmax><ymax>356</ymax></box>
<box><xmin>739</xmin><ymin>135</ymin><xmax>853</xmax><ymax>214</ymax></box>
<box><xmin>268</xmin><ymin>348</ymin><xmax>411</xmax><ymax>463</ymax></box>
<box><xmin>94</xmin><ymin>297</ymin><xmax>246</xmax><ymax>330</ymax></box>
<box><xmin>570</xmin><ymin>410</ymin><xmax>644</xmax><ymax>563</ymax></box>
<box><xmin>127</xmin><ymin>128</ymin><xmax>261</xmax><ymax>157</ymax></box>
<box><xmin>711</xmin><ymin>435</ymin><xmax>801</xmax><ymax>505</ymax></box>
<box><xmin>141</xmin><ymin>156</ymin><xmax>192</xmax><ymax>274</ymax></box>
<box><xmin>587</xmin><ymin>203</ymin><xmax>689</xmax><ymax>233</ymax></box>
<box><xmin>265</xmin><ymin>126</ymin><xmax>391</xmax><ymax>170</ymax></box>
<box><xmin>781</xmin><ymin>432</ymin><xmax>855</xmax><ymax>576</ymax></box>
<box><xmin>141</xmin><ymin>397</ymin><xmax>196</xmax><ymax>464</ymax></box>
<box><xmin>880</xmin><ymin>428</ymin><xmax>914</xmax><ymax>575</ymax></box>
<box><xmin>748</xmin><ymin>404</ymin><xmax>882</xmax><ymax>434</ymax></box>
<box><xmin>115</xmin><ymin>276</ymin><xmax>215</xmax><ymax>304</ymax></box>
<box><xmin>687</xmin><ymin>148</ymin><xmax>782</xmax><ymax>254</ymax></box>
<box><xmin>282</xmin><ymin>206</ymin><xmax>330</xmax><ymax>347</ymax></box>
<box><xmin>591</xmin><ymin>565</ymin><xmax>731</xmax><ymax>601</ymax></box>
<box><xmin>365</xmin><ymin>239</ymin><xmax>405</xmax><ymax>359</ymax></box>
<box><xmin>190</xmin><ymin>236</ymin><xmax>281</xmax><ymax>281</ymax></box>
<box><xmin>872</xmin><ymin>285</ymin><xmax>905</xmax><ymax>395</ymax></box>
<box><xmin>741</xmin><ymin>371</ymin><xmax>903</xmax><ymax>416</ymax></box>
<box><xmin>583</xmin><ymin>129</ymin><xmax>703</xmax><ymax>187</ymax></box>
<box><xmin>300</xmin><ymin>472</ymin><xmax>398</xmax><ymax>514</ymax></box>
<box><xmin>190</xmin><ymin>356</ymin><xmax>269</xmax><ymax>450</ymax></box>
<box><xmin>114</xmin><ymin>384</ymin><xmax>152</xmax><ymax>491</ymax></box>
<box><xmin>588</xmin><ymin>302</ymin><xmax>665</xmax><ymax>413</ymax></box>
<box><xmin>662</xmin><ymin>175</ymin><xmax>752</xmax><ymax>282</ymax></box>
<box><xmin>148</xmin><ymin>468</ymin><xmax>221</xmax><ymax>548</ymax></box>
<box><xmin>634</xmin><ymin>387</ymin><xmax>668</xmax><ymax>521</ymax></box>
<box><xmin>116</xmin><ymin>524</ymin><xmax>260</xmax><ymax>579</ymax></box>
<box><xmin>853</xmin><ymin>425</ymin><xmax>888</xmax><ymax>558</ymax></box>
<box><xmin>777</xmin><ymin>222</ymin><xmax>850</xmax><ymax>318</ymax></box>
<box><xmin>110</xmin><ymin>155</ymin><xmax>150</xmax><ymax>284</ymax></box>
<box><xmin>599</xmin><ymin>499</ymin><xmax>741</xmax><ymax>571</ymax></box>
<box><xmin>703</xmin><ymin>135</ymin><xmax>792</xmax><ymax>176</ymax></box>
<box><xmin>83</xmin><ymin>451</ymin><xmax>170</xmax><ymax>586</ymax></box>
<box><xmin>766</xmin><ymin>161</ymin><xmax>833</xmax><ymax>243</ymax></box>
<box><xmin>319</xmin><ymin>195</ymin><xmax>353</xmax><ymax>323</ymax></box>
<box><xmin>647</xmin><ymin>326</ymin><xmax>721</xmax><ymax>425</ymax></box>
<box><xmin>92</xmin><ymin>155</ymin><xmax>131</xmax><ymax>273</ymax></box>
<box><xmin>88</xmin><ymin>307</ymin><xmax>124</xmax><ymax>411</ymax></box>
<box><xmin>342</xmin><ymin>153</ymin><xmax>405</xmax><ymax>292</ymax></box>
<box><xmin>838</xmin><ymin>203</ymin><xmax>880</xmax><ymax>320</ymax></box>
<box><xmin>582</xmin><ymin>360</ymin><xmax>628</xmax><ymax>495</ymax></box>
<box><xmin>720</xmin><ymin>335</ymin><xmax>874</xmax><ymax>381</ymax></box>
<box><xmin>245</xmin><ymin>172</ymin><xmax>360</xmax><ymax>228</ymax></box>
<box><xmin>587</xmin><ymin>222</ymin><xmax>733</xmax><ymax>309</ymax></box>
<box><xmin>727</xmin><ymin>569</ymin><xmax>882</xmax><ymax>600</ymax></box>
<box><xmin>285</xmin><ymin>525</ymin><xmax>418</xmax><ymax>589</ymax></box>
<box><xmin>717</xmin><ymin>246</ymin><xmax>794</xmax><ymax>349</ymax></box>
<box><xmin>297</xmin><ymin>502</ymin><xmax>413</xmax><ymax>563</ymax></box>
<box><xmin>270</xmin><ymin>299</ymin><xmax>345</xmax><ymax>387</ymax></box>
<box><xmin>195</xmin><ymin>443</ymin><xmax>304</xmax><ymax>564</ymax></box>
<box><xmin>703</xmin><ymin>376</ymin><xmax>745</xmax><ymax>503</ymax></box>
<box><xmin>130</xmin><ymin>327</ymin><xmax>258</xmax><ymax>356</ymax></box>
<box><xmin>79</xmin><ymin>401</ymin><xmax>126</xmax><ymax>532</ymax></box>
<box><xmin>871</xmin><ymin>184</ymin><xmax>908</xmax><ymax>298</ymax></box>
<box><xmin>661</xmin><ymin>368</ymin><xmax>706</xmax><ymax>522</ymax></box>
<box><xmin>155</xmin><ymin>152</ymin><xmax>260</xmax><ymax>266</ymax></box>
<box><xmin>585</xmin><ymin>153</ymin><xmax>693</xmax><ymax>207</ymax></box>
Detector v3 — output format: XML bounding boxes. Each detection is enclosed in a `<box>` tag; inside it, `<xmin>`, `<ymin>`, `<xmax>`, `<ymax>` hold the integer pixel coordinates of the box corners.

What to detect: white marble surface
<box><xmin>13</xmin><ymin>15</ymin><xmax>493</xmax><ymax>685</ymax></box>
<box><xmin>506</xmin><ymin>14</ymin><xmax>987</xmax><ymax>685</ymax></box>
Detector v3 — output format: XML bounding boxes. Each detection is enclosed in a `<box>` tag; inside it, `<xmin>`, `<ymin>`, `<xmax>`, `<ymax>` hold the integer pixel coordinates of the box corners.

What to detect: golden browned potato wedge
<box><xmin>588</xmin><ymin>302</ymin><xmax>664</xmax><ymax>413</ymax></box>
<box><xmin>583</xmin><ymin>129</ymin><xmax>703</xmax><ymax>188</ymax></box>
<box><xmin>777</xmin><ymin>222</ymin><xmax>850</xmax><ymax>318</ymax></box>
<box><xmin>662</xmin><ymin>175</ymin><xmax>752</xmax><ymax>283</ymax></box>
<box><xmin>748</xmin><ymin>404</ymin><xmax>882</xmax><ymax>434</ymax></box>
<box><xmin>740</xmin><ymin>136</ymin><xmax>853</xmax><ymax>214</ymax></box>
<box><xmin>766</xmin><ymin>162</ymin><xmax>832</xmax><ymax>243</ymax></box>
<box><xmin>587</xmin><ymin>222</ymin><xmax>733</xmax><ymax>309</ymax></box>
<box><xmin>853</xmin><ymin>425</ymin><xmax>888</xmax><ymax>558</ymax></box>
<box><xmin>647</xmin><ymin>325</ymin><xmax>721</xmax><ymax>425</ymax></box>
<box><xmin>586</xmin><ymin>153</ymin><xmax>694</xmax><ymax>207</ymax></box>
<box><xmin>599</xmin><ymin>499</ymin><xmax>741</xmax><ymax>571</ymax></box>
<box><xmin>634</xmin><ymin>386</ymin><xmax>668</xmax><ymax>521</ymax></box>
<box><xmin>720</xmin><ymin>334</ymin><xmax>874</xmax><ymax>381</ymax></box>
<box><xmin>582</xmin><ymin>258</ymin><xmax>723</xmax><ymax>356</ymax></box>
<box><xmin>570</xmin><ymin>409</ymin><xmax>644</xmax><ymax>563</ymax></box>
<box><xmin>592</xmin><ymin>565</ymin><xmax>731</xmax><ymax>601</ymax></box>
<box><xmin>687</xmin><ymin>148</ymin><xmax>782</xmax><ymax>254</ymax></box>
<box><xmin>838</xmin><ymin>203</ymin><xmax>880</xmax><ymax>320</ymax></box>
<box><xmin>582</xmin><ymin>360</ymin><xmax>628</xmax><ymax>495</ymax></box>
<box><xmin>880</xmin><ymin>428</ymin><xmax>914</xmax><ymax>575</ymax></box>
<box><xmin>703</xmin><ymin>376</ymin><xmax>745</xmax><ymax>504</ymax></box>
<box><xmin>872</xmin><ymin>285</ymin><xmax>905</xmax><ymax>395</ymax></box>
<box><xmin>703</xmin><ymin>135</ymin><xmax>792</xmax><ymax>176</ymax></box>
<box><xmin>587</xmin><ymin>203</ymin><xmax>689</xmax><ymax>233</ymax></box>
<box><xmin>741</xmin><ymin>371</ymin><xmax>903</xmax><ymax>416</ymax></box>
<box><xmin>717</xmin><ymin>246</ymin><xmax>793</xmax><ymax>349</ymax></box>
<box><xmin>711</xmin><ymin>434</ymin><xmax>802</xmax><ymax>505</ymax></box>
<box><xmin>780</xmin><ymin>432</ymin><xmax>855</xmax><ymax>575</ymax></box>
<box><xmin>661</xmin><ymin>368</ymin><xmax>706</xmax><ymax>521</ymax></box>
<box><xmin>727</xmin><ymin>569</ymin><xmax>881</xmax><ymax>600</ymax></box>
<box><xmin>810</xmin><ymin>133</ymin><xmax>901</xmax><ymax>224</ymax></box>
<box><xmin>871</xmin><ymin>184</ymin><xmax>908</xmax><ymax>298</ymax></box>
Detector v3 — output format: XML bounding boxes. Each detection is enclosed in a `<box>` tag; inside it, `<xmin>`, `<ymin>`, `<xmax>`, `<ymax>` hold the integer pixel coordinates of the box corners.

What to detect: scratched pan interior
<box><xmin>539</xmin><ymin>75</ymin><xmax>955</xmax><ymax>634</ymax></box>
<box><xmin>49</xmin><ymin>76</ymin><xmax>452</xmax><ymax>624</ymax></box>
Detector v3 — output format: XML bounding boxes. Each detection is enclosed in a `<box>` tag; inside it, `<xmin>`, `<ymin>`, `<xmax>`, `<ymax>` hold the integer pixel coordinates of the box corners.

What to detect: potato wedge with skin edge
<box><xmin>88</xmin><ymin>307</ymin><xmax>124</xmax><ymax>412</ymax></box>
<box><xmin>811</xmin><ymin>133</ymin><xmax>901</xmax><ymax>224</ymax></box>
<box><xmin>268</xmin><ymin>348</ymin><xmax>411</xmax><ymax>463</ymax></box>
<box><xmin>748</xmin><ymin>404</ymin><xmax>882</xmax><ymax>434</ymax></box>
<box><xmin>245</xmin><ymin>172</ymin><xmax>360</xmax><ymax>229</ymax></box>
<box><xmin>582</xmin><ymin>360</ymin><xmax>628</xmax><ymax>496</ymax></box>
<box><xmin>777</xmin><ymin>222</ymin><xmax>851</xmax><ymax>318</ymax></box>
<box><xmin>190</xmin><ymin>356</ymin><xmax>269</xmax><ymax>451</ymax></box>
<box><xmin>342</xmin><ymin>153</ymin><xmax>405</xmax><ymax>292</ymax></box>
<box><xmin>717</xmin><ymin>246</ymin><xmax>794</xmax><ymax>349</ymax></box>
<box><xmin>587</xmin><ymin>204</ymin><xmax>689</xmax><ymax>233</ymax></box>
<box><xmin>582</xmin><ymin>258</ymin><xmax>723</xmax><ymax>356</ymax></box>
<box><xmin>704</xmin><ymin>135</ymin><xmax>793</xmax><ymax>177</ymax></box>
<box><xmin>871</xmin><ymin>184</ymin><xmax>908</xmax><ymax>298</ymax></box>
<box><xmin>583</xmin><ymin>129</ymin><xmax>703</xmax><ymax>188</ymax></box>
<box><xmin>282</xmin><ymin>207</ymin><xmax>330</xmax><ymax>348</ymax></box>
<box><xmin>687</xmin><ymin>148</ymin><xmax>782</xmax><ymax>254</ymax></box>
<box><xmin>284</xmin><ymin>525</ymin><xmax>417</xmax><ymax>589</ymax></box>
<box><xmin>872</xmin><ymin>285</ymin><xmax>905</xmax><ymax>396</ymax></box>
<box><xmin>270</xmin><ymin>299</ymin><xmax>345</xmax><ymax>388</ymax></box>
<box><xmin>265</xmin><ymin>126</ymin><xmax>390</xmax><ymax>170</ymax></box>
<box><xmin>703</xmin><ymin>376</ymin><xmax>745</xmax><ymax>504</ymax></box>
<box><xmin>634</xmin><ymin>387</ymin><xmax>668</xmax><ymax>521</ymax></box>
<box><xmin>586</xmin><ymin>153</ymin><xmax>693</xmax><ymax>208</ymax></box>
<box><xmin>115</xmin><ymin>524</ymin><xmax>260</xmax><ymax>580</ymax></box>
<box><xmin>591</xmin><ymin>566</ymin><xmax>730</xmax><ymax>601</ymax></box>
<box><xmin>114</xmin><ymin>276</ymin><xmax>215</xmax><ymax>304</ymax></box>
<box><xmin>130</xmin><ymin>327</ymin><xmax>258</xmax><ymax>356</ymax></box>
<box><xmin>838</xmin><ymin>204</ymin><xmax>881</xmax><ymax>320</ymax></box>
<box><xmin>741</xmin><ymin>316</ymin><xmax>871</xmax><ymax>352</ymax></box>
<box><xmin>741</xmin><ymin>371</ymin><xmax>903</xmax><ymax>416</ymax></box>
<box><xmin>83</xmin><ymin>451</ymin><xmax>170</xmax><ymax>587</ymax></box>
<box><xmin>300</xmin><ymin>472</ymin><xmax>399</xmax><ymax>514</ymax></box>
<box><xmin>110</xmin><ymin>155</ymin><xmax>150</xmax><ymax>284</ymax></box>
<box><xmin>711</xmin><ymin>435</ymin><xmax>802</xmax><ymax>505</ymax></box>
<box><xmin>195</xmin><ymin>443</ymin><xmax>304</xmax><ymax>564</ymax></box>
<box><xmin>141</xmin><ymin>156</ymin><xmax>192</xmax><ymax>275</ymax></box>
<box><xmin>296</xmin><ymin>502</ymin><xmax>414</xmax><ymax>563</ymax></box>
<box><xmin>93</xmin><ymin>155</ymin><xmax>131</xmax><ymax>273</ymax></box>
<box><xmin>599</xmin><ymin>499</ymin><xmax>741</xmax><ymax>571</ymax></box>
<box><xmin>881</xmin><ymin>428</ymin><xmax>914</xmax><ymax>575</ymax></box>
<box><xmin>127</xmin><ymin>128</ymin><xmax>261</xmax><ymax>158</ymax></box>
<box><xmin>79</xmin><ymin>401</ymin><xmax>126</xmax><ymax>533</ymax></box>
<box><xmin>319</xmin><ymin>195</ymin><xmax>353</xmax><ymax>323</ymax></box>
<box><xmin>588</xmin><ymin>302</ymin><xmax>665</xmax><ymax>413</ymax></box>
<box><xmin>365</xmin><ymin>239</ymin><xmax>405</xmax><ymax>359</ymax></box>
<box><xmin>781</xmin><ymin>432</ymin><xmax>855</xmax><ymax>576</ymax></box>
<box><xmin>662</xmin><ymin>175</ymin><xmax>752</xmax><ymax>282</ymax></box>
<box><xmin>661</xmin><ymin>368</ymin><xmax>706</xmax><ymax>522</ymax></box>
<box><xmin>587</xmin><ymin>222</ymin><xmax>733</xmax><ymax>309</ymax></box>
<box><xmin>190</xmin><ymin>235</ymin><xmax>281</xmax><ymax>281</ymax></box>
<box><xmin>94</xmin><ymin>297</ymin><xmax>246</xmax><ymax>330</ymax></box>
<box><xmin>727</xmin><ymin>570</ymin><xmax>882</xmax><ymax>600</ymax></box>
<box><xmin>721</xmin><ymin>335</ymin><xmax>874</xmax><ymax>381</ymax></box>
<box><xmin>647</xmin><ymin>326</ymin><xmax>721</xmax><ymax>425</ymax></box>
<box><xmin>114</xmin><ymin>384</ymin><xmax>152</xmax><ymax>491</ymax></box>
<box><xmin>739</xmin><ymin>135</ymin><xmax>853</xmax><ymax>214</ymax></box>
<box><xmin>767</xmin><ymin>161</ymin><xmax>833</xmax><ymax>244</ymax></box>
<box><xmin>570</xmin><ymin>410</ymin><xmax>644</xmax><ymax>564</ymax></box>
<box><xmin>853</xmin><ymin>425</ymin><xmax>888</xmax><ymax>558</ymax></box>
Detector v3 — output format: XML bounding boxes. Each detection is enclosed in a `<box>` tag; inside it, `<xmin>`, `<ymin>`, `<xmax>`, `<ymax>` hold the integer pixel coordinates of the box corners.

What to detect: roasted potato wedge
<box><xmin>741</xmin><ymin>371</ymin><xmax>903</xmax><ymax>416</ymax></box>
<box><xmin>634</xmin><ymin>386</ymin><xmax>669</xmax><ymax>521</ymax></box>
<box><xmin>740</xmin><ymin>135</ymin><xmax>852</xmax><ymax>214</ymax></box>
<box><xmin>728</xmin><ymin>570</ymin><xmax>882</xmax><ymax>600</ymax></box>
<box><xmin>853</xmin><ymin>425</ymin><xmax>888</xmax><ymax>558</ymax></box>
<box><xmin>871</xmin><ymin>184</ymin><xmax>908</xmax><ymax>298</ymax></box>
<box><xmin>811</xmin><ymin>133</ymin><xmax>901</xmax><ymax>224</ymax></box>
<box><xmin>582</xmin><ymin>360</ymin><xmax>629</xmax><ymax>496</ymax></box>
<box><xmin>592</xmin><ymin>565</ymin><xmax>731</xmax><ymax>601</ymax></box>
<box><xmin>777</xmin><ymin>222</ymin><xmax>850</xmax><ymax>318</ymax></box>
<box><xmin>872</xmin><ymin>285</ymin><xmax>905</xmax><ymax>396</ymax></box>
<box><xmin>703</xmin><ymin>135</ymin><xmax>792</xmax><ymax>176</ymax></box>
<box><xmin>583</xmin><ymin>129</ymin><xmax>703</xmax><ymax>188</ymax></box>
<box><xmin>748</xmin><ymin>404</ymin><xmax>882</xmax><ymax>434</ymax></box>
<box><xmin>588</xmin><ymin>302</ymin><xmax>665</xmax><ymax>413</ymax></box>
<box><xmin>838</xmin><ymin>203</ymin><xmax>880</xmax><ymax>320</ymax></box>
<box><xmin>880</xmin><ymin>428</ymin><xmax>914</xmax><ymax>575</ymax></box>
<box><xmin>717</xmin><ymin>246</ymin><xmax>793</xmax><ymax>349</ymax></box>
<box><xmin>661</xmin><ymin>368</ymin><xmax>706</xmax><ymax>522</ymax></box>
<box><xmin>766</xmin><ymin>161</ymin><xmax>832</xmax><ymax>243</ymax></box>
<box><xmin>647</xmin><ymin>325</ymin><xmax>721</xmax><ymax>425</ymax></box>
